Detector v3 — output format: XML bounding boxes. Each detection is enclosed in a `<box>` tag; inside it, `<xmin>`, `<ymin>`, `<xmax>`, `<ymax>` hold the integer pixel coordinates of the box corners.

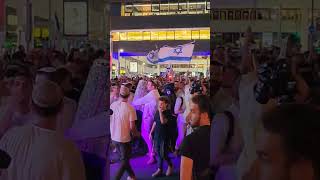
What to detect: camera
<box><xmin>254</xmin><ymin>58</ymin><xmax>297</xmax><ymax>104</ymax></box>
<box><xmin>189</xmin><ymin>81</ymin><xmax>203</xmax><ymax>95</ymax></box>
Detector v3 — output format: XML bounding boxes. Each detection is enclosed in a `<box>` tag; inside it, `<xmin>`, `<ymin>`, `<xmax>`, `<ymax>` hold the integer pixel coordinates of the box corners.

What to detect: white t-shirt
<box><xmin>110</xmin><ymin>101</ymin><xmax>137</xmax><ymax>143</ymax></box>
<box><xmin>132</xmin><ymin>89</ymin><xmax>160</xmax><ymax>132</ymax></box>
<box><xmin>0</xmin><ymin>125</ymin><xmax>86</xmax><ymax>180</ymax></box>
<box><xmin>174</xmin><ymin>96</ymin><xmax>186</xmax><ymax>123</ymax></box>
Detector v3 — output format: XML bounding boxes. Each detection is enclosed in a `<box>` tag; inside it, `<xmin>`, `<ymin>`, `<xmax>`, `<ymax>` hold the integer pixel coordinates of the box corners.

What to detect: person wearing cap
<box><xmin>35</xmin><ymin>66</ymin><xmax>57</xmax><ymax>84</ymax></box>
<box><xmin>0</xmin><ymin>80</ymin><xmax>86</xmax><ymax>180</ymax></box>
<box><xmin>132</xmin><ymin>80</ymin><xmax>160</xmax><ymax>165</ymax></box>
<box><xmin>35</xmin><ymin>66</ymin><xmax>77</xmax><ymax>134</ymax></box>
<box><xmin>110</xmin><ymin>85</ymin><xmax>140</xmax><ymax>180</ymax></box>
<box><xmin>123</xmin><ymin>83</ymin><xmax>134</xmax><ymax>103</ymax></box>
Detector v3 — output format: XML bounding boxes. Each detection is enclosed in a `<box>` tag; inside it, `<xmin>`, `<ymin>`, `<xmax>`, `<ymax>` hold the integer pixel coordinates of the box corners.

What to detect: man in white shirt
<box><xmin>35</xmin><ymin>67</ymin><xmax>77</xmax><ymax>133</ymax></box>
<box><xmin>0</xmin><ymin>80</ymin><xmax>86</xmax><ymax>180</ymax></box>
<box><xmin>132</xmin><ymin>80</ymin><xmax>160</xmax><ymax>164</ymax></box>
<box><xmin>111</xmin><ymin>85</ymin><xmax>140</xmax><ymax>180</ymax></box>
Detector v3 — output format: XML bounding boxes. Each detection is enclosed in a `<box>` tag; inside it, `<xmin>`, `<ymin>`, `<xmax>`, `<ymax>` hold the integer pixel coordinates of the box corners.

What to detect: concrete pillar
<box><xmin>157</xmin><ymin>64</ymin><xmax>160</xmax><ymax>75</ymax></box>
<box><xmin>16</xmin><ymin>0</ymin><xmax>32</xmax><ymax>50</ymax></box>
<box><xmin>16</xmin><ymin>0</ymin><xmax>26</xmax><ymax>47</ymax></box>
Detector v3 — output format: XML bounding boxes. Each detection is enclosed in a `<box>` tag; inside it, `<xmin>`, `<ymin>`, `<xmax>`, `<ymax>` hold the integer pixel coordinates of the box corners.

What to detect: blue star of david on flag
<box><xmin>173</xmin><ymin>46</ymin><xmax>183</xmax><ymax>55</ymax></box>
<box><xmin>147</xmin><ymin>41</ymin><xmax>195</xmax><ymax>64</ymax></box>
<box><xmin>147</xmin><ymin>50</ymin><xmax>159</xmax><ymax>64</ymax></box>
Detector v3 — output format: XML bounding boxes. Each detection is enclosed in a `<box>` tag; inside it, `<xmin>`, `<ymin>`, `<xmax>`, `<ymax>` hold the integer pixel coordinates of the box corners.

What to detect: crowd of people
<box><xmin>0</xmin><ymin>27</ymin><xmax>320</xmax><ymax>180</ymax></box>
<box><xmin>0</xmin><ymin>45</ymin><xmax>110</xmax><ymax>180</ymax></box>
<box><xmin>110</xmin><ymin>29</ymin><xmax>320</xmax><ymax>180</ymax></box>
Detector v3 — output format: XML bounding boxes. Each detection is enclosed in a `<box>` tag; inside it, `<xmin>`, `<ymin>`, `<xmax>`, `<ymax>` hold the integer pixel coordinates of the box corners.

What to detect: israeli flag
<box><xmin>147</xmin><ymin>42</ymin><xmax>195</xmax><ymax>64</ymax></box>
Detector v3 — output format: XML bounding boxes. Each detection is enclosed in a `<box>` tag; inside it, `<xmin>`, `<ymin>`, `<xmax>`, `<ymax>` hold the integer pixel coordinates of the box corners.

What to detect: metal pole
<box><xmin>118</xmin><ymin>49</ymin><xmax>120</xmax><ymax>77</ymax></box>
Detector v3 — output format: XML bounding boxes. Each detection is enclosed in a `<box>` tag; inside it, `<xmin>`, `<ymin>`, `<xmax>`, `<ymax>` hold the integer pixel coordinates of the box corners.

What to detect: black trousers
<box><xmin>113</xmin><ymin>141</ymin><xmax>135</xmax><ymax>180</ymax></box>
<box><xmin>81</xmin><ymin>152</ymin><xmax>106</xmax><ymax>180</ymax></box>
<box><xmin>155</xmin><ymin>141</ymin><xmax>172</xmax><ymax>171</ymax></box>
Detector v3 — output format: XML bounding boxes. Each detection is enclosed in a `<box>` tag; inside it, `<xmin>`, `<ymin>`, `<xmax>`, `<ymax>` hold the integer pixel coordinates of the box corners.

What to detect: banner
<box><xmin>147</xmin><ymin>42</ymin><xmax>195</xmax><ymax>64</ymax></box>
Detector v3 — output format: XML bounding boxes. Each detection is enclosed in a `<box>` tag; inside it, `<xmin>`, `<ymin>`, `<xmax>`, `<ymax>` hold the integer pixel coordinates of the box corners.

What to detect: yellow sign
<box><xmin>158</xmin><ymin>31</ymin><xmax>167</xmax><ymax>40</ymax></box>
<box><xmin>175</xmin><ymin>30</ymin><xmax>191</xmax><ymax>40</ymax></box>
<box><xmin>33</xmin><ymin>28</ymin><xmax>41</xmax><ymax>38</ymax></box>
<box><xmin>111</xmin><ymin>28</ymin><xmax>210</xmax><ymax>41</ymax></box>
<box><xmin>192</xmin><ymin>30</ymin><xmax>200</xmax><ymax>40</ymax></box>
<box><xmin>199</xmin><ymin>29</ymin><xmax>210</xmax><ymax>39</ymax></box>
<box><xmin>120</xmin><ymin>32</ymin><xmax>127</xmax><ymax>40</ymax></box>
<box><xmin>41</xmin><ymin>28</ymin><xmax>49</xmax><ymax>38</ymax></box>
<box><xmin>167</xmin><ymin>31</ymin><xmax>175</xmax><ymax>40</ymax></box>
<box><xmin>127</xmin><ymin>31</ymin><xmax>142</xmax><ymax>41</ymax></box>
<box><xmin>143</xmin><ymin>31</ymin><xmax>151</xmax><ymax>40</ymax></box>
<box><xmin>151</xmin><ymin>31</ymin><xmax>159</xmax><ymax>40</ymax></box>
<box><xmin>112</xmin><ymin>32</ymin><xmax>120</xmax><ymax>41</ymax></box>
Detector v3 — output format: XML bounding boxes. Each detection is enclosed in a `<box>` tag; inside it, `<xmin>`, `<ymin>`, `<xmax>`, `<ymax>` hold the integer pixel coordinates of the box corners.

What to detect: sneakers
<box><xmin>166</xmin><ymin>165</ymin><xmax>174</xmax><ymax>176</ymax></box>
<box><xmin>147</xmin><ymin>156</ymin><xmax>157</xmax><ymax>165</ymax></box>
<box><xmin>152</xmin><ymin>168</ymin><xmax>163</xmax><ymax>178</ymax></box>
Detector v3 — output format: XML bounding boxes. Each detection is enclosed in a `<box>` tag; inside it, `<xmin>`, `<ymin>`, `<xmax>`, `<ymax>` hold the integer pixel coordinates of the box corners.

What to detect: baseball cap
<box><xmin>32</xmin><ymin>80</ymin><xmax>63</xmax><ymax>108</ymax></box>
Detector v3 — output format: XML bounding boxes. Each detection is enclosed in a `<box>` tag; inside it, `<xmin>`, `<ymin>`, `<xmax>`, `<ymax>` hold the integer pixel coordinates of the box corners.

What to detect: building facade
<box><xmin>211</xmin><ymin>0</ymin><xmax>320</xmax><ymax>51</ymax></box>
<box><xmin>110</xmin><ymin>0</ymin><xmax>210</xmax><ymax>77</ymax></box>
<box><xmin>2</xmin><ymin>0</ymin><xmax>109</xmax><ymax>50</ymax></box>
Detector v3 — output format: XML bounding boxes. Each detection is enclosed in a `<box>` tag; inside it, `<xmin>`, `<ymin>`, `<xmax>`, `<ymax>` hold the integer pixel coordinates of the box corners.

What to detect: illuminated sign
<box><xmin>129</xmin><ymin>62</ymin><xmax>138</xmax><ymax>72</ymax></box>
<box><xmin>111</xmin><ymin>28</ymin><xmax>210</xmax><ymax>42</ymax></box>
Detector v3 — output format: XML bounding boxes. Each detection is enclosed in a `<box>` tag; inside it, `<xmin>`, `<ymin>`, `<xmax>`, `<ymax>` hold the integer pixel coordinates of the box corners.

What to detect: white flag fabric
<box><xmin>147</xmin><ymin>42</ymin><xmax>195</xmax><ymax>64</ymax></box>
